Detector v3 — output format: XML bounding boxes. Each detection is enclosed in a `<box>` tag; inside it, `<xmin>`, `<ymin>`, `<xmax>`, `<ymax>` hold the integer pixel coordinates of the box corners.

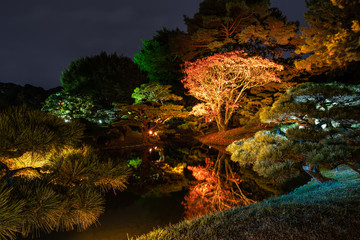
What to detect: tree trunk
<box><xmin>141</xmin><ymin>126</ymin><xmax>150</xmax><ymax>145</ymax></box>
<box><xmin>302</xmin><ymin>165</ymin><xmax>332</xmax><ymax>183</ymax></box>
<box><xmin>215</xmin><ymin>118</ymin><xmax>227</xmax><ymax>132</ymax></box>
<box><xmin>346</xmin><ymin>163</ymin><xmax>360</xmax><ymax>174</ymax></box>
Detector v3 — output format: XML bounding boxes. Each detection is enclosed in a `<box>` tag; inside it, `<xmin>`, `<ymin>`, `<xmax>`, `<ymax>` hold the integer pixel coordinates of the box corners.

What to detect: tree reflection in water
<box><xmin>183</xmin><ymin>152</ymin><xmax>256</xmax><ymax>219</ymax></box>
<box><xmin>126</xmin><ymin>143</ymin><xmax>188</xmax><ymax>195</ymax></box>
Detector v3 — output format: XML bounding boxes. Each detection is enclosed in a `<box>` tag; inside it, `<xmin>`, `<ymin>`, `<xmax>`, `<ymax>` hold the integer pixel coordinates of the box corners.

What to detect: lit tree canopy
<box><xmin>0</xmin><ymin>107</ymin><xmax>131</xmax><ymax>239</ymax></box>
<box><xmin>0</xmin><ymin>106</ymin><xmax>84</xmax><ymax>158</ymax></box>
<box><xmin>266</xmin><ymin>83</ymin><xmax>360</xmax><ymax>173</ymax></box>
<box><xmin>227</xmin><ymin>131</ymin><xmax>302</xmax><ymax>183</ymax></box>
<box><xmin>134</xmin><ymin>28</ymin><xmax>184</xmax><ymax>85</ymax></box>
<box><xmin>0</xmin><ymin>107</ymin><xmax>130</xmax><ymax>187</ymax></box>
<box><xmin>115</xmin><ymin>104</ymin><xmax>187</xmax><ymax>144</ymax></box>
<box><xmin>42</xmin><ymin>91</ymin><xmax>116</xmax><ymax>125</ymax></box>
<box><xmin>0</xmin><ymin>146</ymin><xmax>130</xmax><ymax>239</ymax></box>
<box><xmin>178</xmin><ymin>0</ymin><xmax>300</xmax><ymax>61</ymax></box>
<box><xmin>131</xmin><ymin>82</ymin><xmax>182</xmax><ymax>105</ymax></box>
<box><xmin>182</xmin><ymin>50</ymin><xmax>283</xmax><ymax>132</ymax></box>
<box><xmin>115</xmin><ymin>83</ymin><xmax>187</xmax><ymax>144</ymax></box>
<box><xmin>229</xmin><ymin>83</ymin><xmax>360</xmax><ymax>183</ymax></box>
<box><xmin>295</xmin><ymin>0</ymin><xmax>360</xmax><ymax>71</ymax></box>
<box><xmin>260</xmin><ymin>82</ymin><xmax>360</xmax><ymax>129</ymax></box>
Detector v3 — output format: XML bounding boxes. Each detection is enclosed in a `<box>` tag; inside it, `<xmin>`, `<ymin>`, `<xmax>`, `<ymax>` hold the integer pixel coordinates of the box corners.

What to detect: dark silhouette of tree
<box><xmin>0</xmin><ymin>82</ymin><xmax>56</xmax><ymax>110</ymax></box>
<box><xmin>61</xmin><ymin>52</ymin><xmax>147</xmax><ymax>108</ymax></box>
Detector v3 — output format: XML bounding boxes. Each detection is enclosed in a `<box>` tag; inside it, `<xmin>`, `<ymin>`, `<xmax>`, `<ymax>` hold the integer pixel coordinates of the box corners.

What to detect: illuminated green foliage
<box><xmin>134</xmin><ymin>28</ymin><xmax>184</xmax><ymax>85</ymax></box>
<box><xmin>128</xmin><ymin>157</ymin><xmax>142</xmax><ymax>169</ymax></box>
<box><xmin>115</xmin><ymin>103</ymin><xmax>187</xmax><ymax>144</ymax></box>
<box><xmin>42</xmin><ymin>91</ymin><xmax>116</xmax><ymax>124</ymax></box>
<box><xmin>132</xmin><ymin>82</ymin><xmax>182</xmax><ymax>104</ymax></box>
<box><xmin>115</xmin><ymin>83</ymin><xmax>187</xmax><ymax>144</ymax></box>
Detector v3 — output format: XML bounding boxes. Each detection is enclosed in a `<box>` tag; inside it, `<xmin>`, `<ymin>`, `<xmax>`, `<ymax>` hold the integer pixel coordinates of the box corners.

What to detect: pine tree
<box><xmin>228</xmin><ymin>83</ymin><xmax>360</xmax><ymax>183</ymax></box>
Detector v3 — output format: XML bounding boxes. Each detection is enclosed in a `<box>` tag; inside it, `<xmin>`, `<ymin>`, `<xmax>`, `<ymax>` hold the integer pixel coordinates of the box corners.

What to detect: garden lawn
<box><xmin>134</xmin><ymin>165</ymin><xmax>360</xmax><ymax>240</ymax></box>
<box><xmin>198</xmin><ymin>125</ymin><xmax>266</xmax><ymax>146</ymax></box>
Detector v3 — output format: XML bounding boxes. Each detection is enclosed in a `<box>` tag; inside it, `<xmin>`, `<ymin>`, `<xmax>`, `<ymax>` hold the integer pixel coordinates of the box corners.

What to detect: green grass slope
<box><xmin>135</xmin><ymin>165</ymin><xmax>360</xmax><ymax>240</ymax></box>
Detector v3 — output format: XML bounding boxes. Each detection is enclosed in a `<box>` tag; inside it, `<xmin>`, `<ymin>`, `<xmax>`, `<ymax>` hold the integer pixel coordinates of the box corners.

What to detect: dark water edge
<box><xmin>35</xmin><ymin>190</ymin><xmax>186</xmax><ymax>240</ymax></box>
<box><xmin>27</xmin><ymin>137</ymin><xmax>310</xmax><ymax>240</ymax></box>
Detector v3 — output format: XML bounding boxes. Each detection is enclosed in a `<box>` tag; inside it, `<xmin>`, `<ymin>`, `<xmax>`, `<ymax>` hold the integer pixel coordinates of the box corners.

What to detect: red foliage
<box><xmin>181</xmin><ymin>51</ymin><xmax>283</xmax><ymax>131</ymax></box>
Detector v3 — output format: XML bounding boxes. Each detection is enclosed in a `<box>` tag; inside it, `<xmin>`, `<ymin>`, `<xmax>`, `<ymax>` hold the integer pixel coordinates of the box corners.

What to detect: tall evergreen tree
<box><xmin>61</xmin><ymin>52</ymin><xmax>146</xmax><ymax>107</ymax></box>
<box><xmin>134</xmin><ymin>28</ymin><xmax>184</xmax><ymax>85</ymax></box>
<box><xmin>295</xmin><ymin>0</ymin><xmax>360</xmax><ymax>72</ymax></box>
<box><xmin>177</xmin><ymin>0</ymin><xmax>300</xmax><ymax>61</ymax></box>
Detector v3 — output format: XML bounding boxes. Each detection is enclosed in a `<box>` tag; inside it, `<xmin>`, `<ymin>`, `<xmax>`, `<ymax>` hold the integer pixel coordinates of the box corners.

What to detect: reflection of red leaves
<box><xmin>184</xmin><ymin>165</ymin><xmax>241</xmax><ymax>219</ymax></box>
<box><xmin>187</xmin><ymin>166</ymin><xmax>217</xmax><ymax>183</ymax></box>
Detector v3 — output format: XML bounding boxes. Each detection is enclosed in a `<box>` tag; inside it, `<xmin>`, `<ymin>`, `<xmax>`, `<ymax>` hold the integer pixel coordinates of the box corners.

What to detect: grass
<box><xmin>134</xmin><ymin>165</ymin><xmax>360</xmax><ymax>240</ymax></box>
<box><xmin>198</xmin><ymin>125</ymin><xmax>267</xmax><ymax>146</ymax></box>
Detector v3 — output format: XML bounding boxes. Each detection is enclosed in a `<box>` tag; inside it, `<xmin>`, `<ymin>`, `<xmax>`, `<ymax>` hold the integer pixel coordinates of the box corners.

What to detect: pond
<box><xmin>35</xmin><ymin>136</ymin><xmax>309</xmax><ymax>240</ymax></box>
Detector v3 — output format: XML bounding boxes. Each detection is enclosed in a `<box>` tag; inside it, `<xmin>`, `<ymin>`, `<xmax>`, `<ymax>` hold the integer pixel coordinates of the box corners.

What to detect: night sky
<box><xmin>0</xmin><ymin>0</ymin><xmax>307</xmax><ymax>90</ymax></box>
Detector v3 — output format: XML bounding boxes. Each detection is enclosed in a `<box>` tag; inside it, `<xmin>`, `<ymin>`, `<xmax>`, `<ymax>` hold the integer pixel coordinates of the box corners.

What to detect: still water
<box><xmin>37</xmin><ymin>190</ymin><xmax>186</xmax><ymax>240</ymax></box>
<box><xmin>35</xmin><ymin>138</ymin><xmax>308</xmax><ymax>240</ymax></box>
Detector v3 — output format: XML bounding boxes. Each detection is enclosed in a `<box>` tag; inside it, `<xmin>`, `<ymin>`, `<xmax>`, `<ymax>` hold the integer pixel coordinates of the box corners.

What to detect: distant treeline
<box><xmin>0</xmin><ymin>82</ymin><xmax>61</xmax><ymax>110</ymax></box>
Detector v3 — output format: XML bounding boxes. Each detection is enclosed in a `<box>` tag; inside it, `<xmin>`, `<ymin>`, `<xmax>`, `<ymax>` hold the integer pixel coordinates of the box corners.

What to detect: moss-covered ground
<box><xmin>198</xmin><ymin>125</ymin><xmax>268</xmax><ymax>146</ymax></box>
<box><xmin>134</xmin><ymin>165</ymin><xmax>360</xmax><ymax>240</ymax></box>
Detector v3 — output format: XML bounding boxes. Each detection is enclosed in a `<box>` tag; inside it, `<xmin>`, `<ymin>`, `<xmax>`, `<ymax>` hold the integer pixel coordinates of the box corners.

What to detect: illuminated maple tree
<box><xmin>182</xmin><ymin>51</ymin><xmax>283</xmax><ymax>132</ymax></box>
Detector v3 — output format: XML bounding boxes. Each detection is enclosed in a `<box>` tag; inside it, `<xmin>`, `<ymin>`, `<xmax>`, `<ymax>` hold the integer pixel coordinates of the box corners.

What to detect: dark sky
<box><xmin>0</xmin><ymin>0</ymin><xmax>307</xmax><ymax>90</ymax></box>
